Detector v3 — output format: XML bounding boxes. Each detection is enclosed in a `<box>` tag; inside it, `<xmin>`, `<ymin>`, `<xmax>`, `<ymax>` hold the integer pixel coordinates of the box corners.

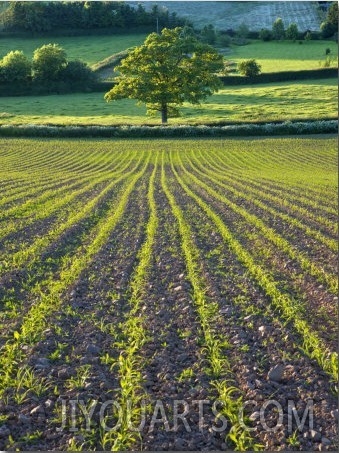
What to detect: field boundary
<box><xmin>0</xmin><ymin>120</ymin><xmax>337</xmax><ymax>138</ymax></box>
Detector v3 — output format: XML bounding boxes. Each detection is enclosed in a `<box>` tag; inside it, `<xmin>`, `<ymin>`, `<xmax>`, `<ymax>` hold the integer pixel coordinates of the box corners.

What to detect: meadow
<box><xmin>1</xmin><ymin>78</ymin><xmax>337</xmax><ymax>126</ymax></box>
<box><xmin>0</xmin><ymin>33</ymin><xmax>337</xmax><ymax>73</ymax></box>
<box><xmin>226</xmin><ymin>39</ymin><xmax>338</xmax><ymax>72</ymax></box>
<box><xmin>0</xmin><ymin>137</ymin><xmax>337</xmax><ymax>451</ymax></box>
<box><xmin>0</xmin><ymin>33</ymin><xmax>147</xmax><ymax>67</ymax></box>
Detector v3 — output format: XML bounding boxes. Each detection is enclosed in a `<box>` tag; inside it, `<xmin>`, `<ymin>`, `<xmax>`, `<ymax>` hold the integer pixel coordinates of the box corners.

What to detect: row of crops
<box><xmin>0</xmin><ymin>137</ymin><xmax>337</xmax><ymax>451</ymax></box>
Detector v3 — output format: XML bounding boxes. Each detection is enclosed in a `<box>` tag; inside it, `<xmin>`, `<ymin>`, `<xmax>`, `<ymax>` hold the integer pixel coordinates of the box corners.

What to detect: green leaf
<box><xmin>13</xmin><ymin>331</ymin><xmax>20</xmax><ymax>340</ymax></box>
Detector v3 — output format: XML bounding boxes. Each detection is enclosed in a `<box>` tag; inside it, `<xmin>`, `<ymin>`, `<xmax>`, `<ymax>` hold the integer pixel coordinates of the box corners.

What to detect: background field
<box><xmin>0</xmin><ymin>33</ymin><xmax>147</xmax><ymax>67</ymax></box>
<box><xmin>226</xmin><ymin>40</ymin><xmax>338</xmax><ymax>72</ymax></box>
<box><xmin>0</xmin><ymin>137</ymin><xmax>337</xmax><ymax>451</ymax></box>
<box><xmin>134</xmin><ymin>1</ymin><xmax>321</xmax><ymax>31</ymax></box>
<box><xmin>1</xmin><ymin>78</ymin><xmax>336</xmax><ymax>125</ymax></box>
<box><xmin>1</xmin><ymin>34</ymin><xmax>337</xmax><ymax>74</ymax></box>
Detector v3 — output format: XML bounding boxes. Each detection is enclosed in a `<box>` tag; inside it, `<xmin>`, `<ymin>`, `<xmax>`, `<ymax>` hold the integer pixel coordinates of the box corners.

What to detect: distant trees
<box><xmin>272</xmin><ymin>18</ymin><xmax>285</xmax><ymax>40</ymax></box>
<box><xmin>0</xmin><ymin>1</ymin><xmax>185</xmax><ymax>34</ymax></box>
<box><xmin>259</xmin><ymin>28</ymin><xmax>273</xmax><ymax>41</ymax></box>
<box><xmin>0</xmin><ymin>43</ymin><xmax>97</xmax><ymax>94</ymax></box>
<box><xmin>259</xmin><ymin>19</ymin><xmax>286</xmax><ymax>42</ymax></box>
<box><xmin>320</xmin><ymin>2</ymin><xmax>338</xmax><ymax>39</ymax></box>
<box><xmin>285</xmin><ymin>23</ymin><xmax>299</xmax><ymax>41</ymax></box>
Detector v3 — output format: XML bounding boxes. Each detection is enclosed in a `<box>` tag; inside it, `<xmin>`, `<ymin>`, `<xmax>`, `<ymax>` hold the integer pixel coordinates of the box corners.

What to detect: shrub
<box><xmin>272</xmin><ymin>18</ymin><xmax>285</xmax><ymax>40</ymax></box>
<box><xmin>238</xmin><ymin>59</ymin><xmax>261</xmax><ymax>77</ymax></box>
<box><xmin>286</xmin><ymin>23</ymin><xmax>299</xmax><ymax>41</ymax></box>
<box><xmin>0</xmin><ymin>50</ymin><xmax>31</xmax><ymax>83</ymax></box>
<box><xmin>32</xmin><ymin>43</ymin><xmax>67</xmax><ymax>82</ymax></box>
<box><xmin>200</xmin><ymin>24</ymin><xmax>217</xmax><ymax>45</ymax></box>
<box><xmin>60</xmin><ymin>60</ymin><xmax>97</xmax><ymax>89</ymax></box>
<box><xmin>259</xmin><ymin>28</ymin><xmax>272</xmax><ymax>41</ymax></box>
<box><xmin>216</xmin><ymin>33</ymin><xmax>232</xmax><ymax>47</ymax></box>
<box><xmin>234</xmin><ymin>22</ymin><xmax>249</xmax><ymax>45</ymax></box>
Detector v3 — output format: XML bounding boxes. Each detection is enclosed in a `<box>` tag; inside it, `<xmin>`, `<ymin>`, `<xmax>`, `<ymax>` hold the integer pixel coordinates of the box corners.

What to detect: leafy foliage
<box><xmin>259</xmin><ymin>28</ymin><xmax>273</xmax><ymax>41</ymax></box>
<box><xmin>238</xmin><ymin>59</ymin><xmax>262</xmax><ymax>77</ymax></box>
<box><xmin>285</xmin><ymin>23</ymin><xmax>299</xmax><ymax>41</ymax></box>
<box><xmin>0</xmin><ymin>50</ymin><xmax>31</xmax><ymax>83</ymax></box>
<box><xmin>32</xmin><ymin>43</ymin><xmax>67</xmax><ymax>82</ymax></box>
<box><xmin>272</xmin><ymin>17</ymin><xmax>285</xmax><ymax>40</ymax></box>
<box><xmin>105</xmin><ymin>27</ymin><xmax>223</xmax><ymax>123</ymax></box>
<box><xmin>0</xmin><ymin>1</ymin><xmax>185</xmax><ymax>34</ymax></box>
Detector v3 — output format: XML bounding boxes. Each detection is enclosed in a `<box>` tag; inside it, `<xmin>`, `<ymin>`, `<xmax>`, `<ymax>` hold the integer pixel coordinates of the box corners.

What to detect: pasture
<box><xmin>1</xmin><ymin>78</ymin><xmax>337</xmax><ymax>125</ymax></box>
<box><xmin>0</xmin><ymin>33</ymin><xmax>146</xmax><ymax>67</ymax></box>
<box><xmin>226</xmin><ymin>40</ymin><xmax>338</xmax><ymax>73</ymax></box>
<box><xmin>0</xmin><ymin>137</ymin><xmax>337</xmax><ymax>451</ymax></box>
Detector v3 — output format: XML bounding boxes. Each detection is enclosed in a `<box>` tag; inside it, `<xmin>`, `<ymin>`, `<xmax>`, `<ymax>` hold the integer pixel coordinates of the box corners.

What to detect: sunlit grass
<box><xmin>0</xmin><ymin>33</ymin><xmax>146</xmax><ymax>67</ymax></box>
<box><xmin>227</xmin><ymin>39</ymin><xmax>338</xmax><ymax>72</ymax></box>
<box><xmin>0</xmin><ymin>78</ymin><xmax>336</xmax><ymax>125</ymax></box>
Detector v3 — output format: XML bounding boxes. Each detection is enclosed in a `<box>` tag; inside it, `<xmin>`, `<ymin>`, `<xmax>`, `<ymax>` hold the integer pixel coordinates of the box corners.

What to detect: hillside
<box><xmin>129</xmin><ymin>1</ymin><xmax>321</xmax><ymax>31</ymax></box>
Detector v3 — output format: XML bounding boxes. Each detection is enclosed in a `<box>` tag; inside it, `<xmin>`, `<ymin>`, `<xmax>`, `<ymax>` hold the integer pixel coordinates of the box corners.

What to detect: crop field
<box><xmin>0</xmin><ymin>137</ymin><xmax>337</xmax><ymax>451</ymax></box>
<box><xmin>137</xmin><ymin>1</ymin><xmax>321</xmax><ymax>31</ymax></box>
<box><xmin>1</xmin><ymin>78</ymin><xmax>337</xmax><ymax>126</ymax></box>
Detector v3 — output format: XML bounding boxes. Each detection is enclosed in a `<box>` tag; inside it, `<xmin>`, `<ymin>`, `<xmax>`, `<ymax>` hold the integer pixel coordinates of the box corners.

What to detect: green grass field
<box><xmin>227</xmin><ymin>39</ymin><xmax>338</xmax><ymax>72</ymax></box>
<box><xmin>1</xmin><ymin>32</ymin><xmax>337</xmax><ymax>73</ymax></box>
<box><xmin>0</xmin><ymin>33</ymin><xmax>146</xmax><ymax>67</ymax></box>
<box><xmin>0</xmin><ymin>136</ymin><xmax>337</xmax><ymax>451</ymax></box>
<box><xmin>1</xmin><ymin>78</ymin><xmax>336</xmax><ymax>125</ymax></box>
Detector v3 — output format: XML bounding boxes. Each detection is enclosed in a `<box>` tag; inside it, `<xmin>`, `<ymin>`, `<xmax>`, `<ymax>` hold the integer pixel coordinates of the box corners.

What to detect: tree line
<box><xmin>0</xmin><ymin>1</ymin><xmax>185</xmax><ymax>34</ymax></box>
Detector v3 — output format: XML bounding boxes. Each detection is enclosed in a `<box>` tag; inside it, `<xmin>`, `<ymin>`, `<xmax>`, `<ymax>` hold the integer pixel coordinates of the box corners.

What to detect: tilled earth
<box><xmin>0</xmin><ymin>138</ymin><xmax>337</xmax><ymax>451</ymax></box>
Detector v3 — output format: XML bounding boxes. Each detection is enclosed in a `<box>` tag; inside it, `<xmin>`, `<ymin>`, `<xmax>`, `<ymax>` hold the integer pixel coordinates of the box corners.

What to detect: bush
<box><xmin>32</xmin><ymin>43</ymin><xmax>67</xmax><ymax>82</ymax></box>
<box><xmin>60</xmin><ymin>60</ymin><xmax>97</xmax><ymax>89</ymax></box>
<box><xmin>259</xmin><ymin>28</ymin><xmax>272</xmax><ymax>41</ymax></box>
<box><xmin>216</xmin><ymin>32</ymin><xmax>232</xmax><ymax>47</ymax></box>
<box><xmin>272</xmin><ymin>18</ymin><xmax>285</xmax><ymax>40</ymax></box>
<box><xmin>320</xmin><ymin>21</ymin><xmax>337</xmax><ymax>39</ymax></box>
<box><xmin>0</xmin><ymin>50</ymin><xmax>31</xmax><ymax>83</ymax></box>
<box><xmin>286</xmin><ymin>23</ymin><xmax>299</xmax><ymax>41</ymax></box>
<box><xmin>200</xmin><ymin>24</ymin><xmax>217</xmax><ymax>45</ymax></box>
<box><xmin>234</xmin><ymin>22</ymin><xmax>249</xmax><ymax>45</ymax></box>
<box><xmin>238</xmin><ymin>59</ymin><xmax>261</xmax><ymax>77</ymax></box>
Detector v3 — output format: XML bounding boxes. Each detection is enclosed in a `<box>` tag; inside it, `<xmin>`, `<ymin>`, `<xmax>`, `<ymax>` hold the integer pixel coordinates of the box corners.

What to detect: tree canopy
<box><xmin>32</xmin><ymin>43</ymin><xmax>67</xmax><ymax>81</ymax></box>
<box><xmin>0</xmin><ymin>50</ymin><xmax>31</xmax><ymax>83</ymax></box>
<box><xmin>105</xmin><ymin>27</ymin><xmax>224</xmax><ymax>124</ymax></box>
<box><xmin>0</xmin><ymin>1</ymin><xmax>185</xmax><ymax>34</ymax></box>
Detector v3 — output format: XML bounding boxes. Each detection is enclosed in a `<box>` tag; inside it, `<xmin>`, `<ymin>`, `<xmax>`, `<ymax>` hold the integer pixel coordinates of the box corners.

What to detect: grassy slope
<box><xmin>226</xmin><ymin>40</ymin><xmax>338</xmax><ymax>72</ymax></box>
<box><xmin>1</xmin><ymin>79</ymin><xmax>336</xmax><ymax>126</ymax></box>
<box><xmin>1</xmin><ymin>32</ymin><xmax>337</xmax><ymax>72</ymax></box>
<box><xmin>0</xmin><ymin>33</ymin><xmax>146</xmax><ymax>67</ymax></box>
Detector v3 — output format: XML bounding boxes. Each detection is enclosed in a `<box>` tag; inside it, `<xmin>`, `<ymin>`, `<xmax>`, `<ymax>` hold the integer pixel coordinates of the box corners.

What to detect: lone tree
<box><xmin>104</xmin><ymin>27</ymin><xmax>224</xmax><ymax>124</ymax></box>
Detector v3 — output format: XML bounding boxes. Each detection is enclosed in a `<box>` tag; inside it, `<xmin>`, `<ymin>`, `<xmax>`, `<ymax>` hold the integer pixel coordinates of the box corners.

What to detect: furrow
<box><xmin>0</xmin><ymin>154</ymin><xmax>150</xmax><ymax>405</ymax></box>
<box><xmin>162</xmin><ymin>153</ymin><xmax>259</xmax><ymax>451</ymax></box>
<box><xmin>177</xmin><ymin>152</ymin><xmax>337</xmax><ymax>294</ymax></box>
<box><xmin>170</xmin><ymin>155</ymin><xmax>338</xmax><ymax>382</ymax></box>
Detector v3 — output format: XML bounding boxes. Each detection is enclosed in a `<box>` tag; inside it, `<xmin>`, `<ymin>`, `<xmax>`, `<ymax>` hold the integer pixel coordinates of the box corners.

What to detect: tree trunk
<box><xmin>161</xmin><ymin>104</ymin><xmax>168</xmax><ymax>124</ymax></box>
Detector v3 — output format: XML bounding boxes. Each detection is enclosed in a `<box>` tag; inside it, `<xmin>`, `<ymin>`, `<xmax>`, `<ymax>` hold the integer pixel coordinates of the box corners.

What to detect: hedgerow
<box><xmin>0</xmin><ymin>120</ymin><xmax>336</xmax><ymax>138</ymax></box>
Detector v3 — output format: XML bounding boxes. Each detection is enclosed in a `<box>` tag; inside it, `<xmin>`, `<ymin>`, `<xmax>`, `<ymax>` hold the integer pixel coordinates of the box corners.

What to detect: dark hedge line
<box><xmin>0</xmin><ymin>120</ymin><xmax>336</xmax><ymax>138</ymax></box>
<box><xmin>219</xmin><ymin>68</ymin><xmax>338</xmax><ymax>85</ymax></box>
<box><xmin>1</xmin><ymin>68</ymin><xmax>336</xmax><ymax>97</ymax></box>
<box><xmin>92</xmin><ymin>68</ymin><xmax>338</xmax><ymax>92</ymax></box>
